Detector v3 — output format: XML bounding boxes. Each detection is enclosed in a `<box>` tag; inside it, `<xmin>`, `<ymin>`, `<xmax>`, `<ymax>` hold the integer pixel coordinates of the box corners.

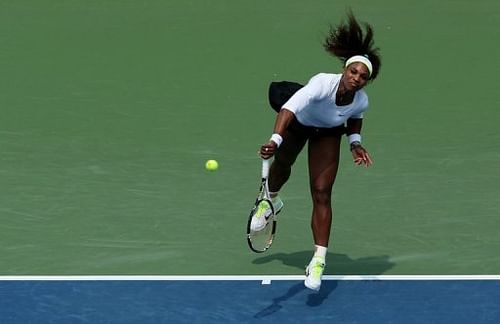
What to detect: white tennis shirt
<box><xmin>283</xmin><ymin>73</ymin><xmax>369</xmax><ymax>128</ymax></box>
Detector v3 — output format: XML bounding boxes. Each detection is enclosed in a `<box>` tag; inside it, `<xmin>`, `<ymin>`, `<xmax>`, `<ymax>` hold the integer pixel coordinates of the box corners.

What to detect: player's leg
<box><xmin>308</xmin><ymin>134</ymin><xmax>341</xmax><ymax>246</ymax></box>
<box><xmin>250</xmin><ymin>124</ymin><xmax>307</xmax><ymax>231</ymax></box>
<box><xmin>304</xmin><ymin>133</ymin><xmax>341</xmax><ymax>291</ymax></box>
<box><xmin>267</xmin><ymin>124</ymin><xmax>307</xmax><ymax>212</ymax></box>
<box><xmin>268</xmin><ymin>123</ymin><xmax>308</xmax><ymax>194</ymax></box>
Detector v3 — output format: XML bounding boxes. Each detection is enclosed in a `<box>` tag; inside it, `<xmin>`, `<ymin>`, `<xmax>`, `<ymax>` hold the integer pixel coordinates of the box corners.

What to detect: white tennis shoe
<box><xmin>250</xmin><ymin>196</ymin><xmax>283</xmax><ymax>232</ymax></box>
<box><xmin>304</xmin><ymin>256</ymin><xmax>325</xmax><ymax>291</ymax></box>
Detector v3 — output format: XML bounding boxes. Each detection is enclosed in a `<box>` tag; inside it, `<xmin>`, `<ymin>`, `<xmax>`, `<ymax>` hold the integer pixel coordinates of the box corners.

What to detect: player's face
<box><xmin>342</xmin><ymin>63</ymin><xmax>370</xmax><ymax>91</ymax></box>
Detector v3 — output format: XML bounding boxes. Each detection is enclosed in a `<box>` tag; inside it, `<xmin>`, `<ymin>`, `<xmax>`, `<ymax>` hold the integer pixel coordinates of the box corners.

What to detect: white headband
<box><xmin>345</xmin><ymin>55</ymin><xmax>373</xmax><ymax>77</ymax></box>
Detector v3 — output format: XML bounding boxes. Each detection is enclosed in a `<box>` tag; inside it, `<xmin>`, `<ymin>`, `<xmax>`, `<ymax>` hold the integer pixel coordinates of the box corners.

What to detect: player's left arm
<box><xmin>346</xmin><ymin>118</ymin><xmax>373</xmax><ymax>167</ymax></box>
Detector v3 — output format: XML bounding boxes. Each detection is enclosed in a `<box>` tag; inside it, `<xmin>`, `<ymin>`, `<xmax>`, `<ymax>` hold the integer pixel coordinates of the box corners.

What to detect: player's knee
<box><xmin>311</xmin><ymin>187</ymin><xmax>332</xmax><ymax>206</ymax></box>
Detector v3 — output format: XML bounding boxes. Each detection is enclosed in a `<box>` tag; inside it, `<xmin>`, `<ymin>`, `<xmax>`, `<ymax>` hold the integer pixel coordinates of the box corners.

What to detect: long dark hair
<box><xmin>324</xmin><ymin>10</ymin><xmax>381</xmax><ymax>80</ymax></box>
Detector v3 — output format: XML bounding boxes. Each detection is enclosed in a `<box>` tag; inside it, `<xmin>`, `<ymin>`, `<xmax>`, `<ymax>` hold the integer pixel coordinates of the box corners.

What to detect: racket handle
<box><xmin>261</xmin><ymin>158</ymin><xmax>271</xmax><ymax>179</ymax></box>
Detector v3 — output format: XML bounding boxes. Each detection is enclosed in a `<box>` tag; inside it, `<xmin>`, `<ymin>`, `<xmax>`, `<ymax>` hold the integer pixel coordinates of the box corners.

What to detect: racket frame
<box><xmin>246</xmin><ymin>159</ymin><xmax>277</xmax><ymax>253</ymax></box>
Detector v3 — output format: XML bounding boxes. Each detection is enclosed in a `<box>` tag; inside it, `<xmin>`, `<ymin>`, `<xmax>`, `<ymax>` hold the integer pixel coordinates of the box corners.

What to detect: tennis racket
<box><xmin>246</xmin><ymin>158</ymin><xmax>277</xmax><ymax>253</ymax></box>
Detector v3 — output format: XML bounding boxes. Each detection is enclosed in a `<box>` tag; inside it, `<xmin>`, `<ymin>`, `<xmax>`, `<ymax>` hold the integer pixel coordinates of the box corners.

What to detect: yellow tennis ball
<box><xmin>205</xmin><ymin>159</ymin><xmax>218</xmax><ymax>171</ymax></box>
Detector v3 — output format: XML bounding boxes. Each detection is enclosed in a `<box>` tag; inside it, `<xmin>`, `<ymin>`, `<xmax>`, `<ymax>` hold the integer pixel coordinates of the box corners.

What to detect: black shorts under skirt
<box><xmin>288</xmin><ymin>118</ymin><xmax>346</xmax><ymax>138</ymax></box>
<box><xmin>268</xmin><ymin>81</ymin><xmax>346</xmax><ymax>138</ymax></box>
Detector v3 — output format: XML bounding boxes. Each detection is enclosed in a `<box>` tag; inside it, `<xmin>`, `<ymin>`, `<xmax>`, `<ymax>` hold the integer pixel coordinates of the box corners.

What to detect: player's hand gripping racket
<box><xmin>246</xmin><ymin>158</ymin><xmax>277</xmax><ymax>253</ymax></box>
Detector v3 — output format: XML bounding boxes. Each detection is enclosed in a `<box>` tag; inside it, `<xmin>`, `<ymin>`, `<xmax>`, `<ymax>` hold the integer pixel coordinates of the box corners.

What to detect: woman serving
<box><xmin>250</xmin><ymin>11</ymin><xmax>382</xmax><ymax>291</ymax></box>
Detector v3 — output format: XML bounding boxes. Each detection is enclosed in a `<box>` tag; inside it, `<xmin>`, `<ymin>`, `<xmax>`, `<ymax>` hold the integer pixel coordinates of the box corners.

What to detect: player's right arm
<box><xmin>260</xmin><ymin>109</ymin><xmax>295</xmax><ymax>159</ymax></box>
<box><xmin>259</xmin><ymin>73</ymin><xmax>327</xmax><ymax>159</ymax></box>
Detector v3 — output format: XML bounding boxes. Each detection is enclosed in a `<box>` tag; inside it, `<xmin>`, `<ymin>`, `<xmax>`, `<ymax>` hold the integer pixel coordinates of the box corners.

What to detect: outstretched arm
<box><xmin>260</xmin><ymin>109</ymin><xmax>295</xmax><ymax>159</ymax></box>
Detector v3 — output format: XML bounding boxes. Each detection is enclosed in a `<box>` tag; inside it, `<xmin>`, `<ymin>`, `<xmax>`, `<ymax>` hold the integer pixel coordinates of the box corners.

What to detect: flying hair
<box><xmin>324</xmin><ymin>10</ymin><xmax>381</xmax><ymax>80</ymax></box>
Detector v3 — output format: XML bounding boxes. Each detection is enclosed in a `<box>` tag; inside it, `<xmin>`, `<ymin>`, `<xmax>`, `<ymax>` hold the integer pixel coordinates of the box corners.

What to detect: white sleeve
<box><xmin>282</xmin><ymin>73</ymin><xmax>329</xmax><ymax>114</ymax></box>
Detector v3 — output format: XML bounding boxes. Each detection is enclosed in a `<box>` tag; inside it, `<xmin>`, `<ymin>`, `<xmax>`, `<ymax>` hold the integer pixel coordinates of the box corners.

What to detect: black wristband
<box><xmin>350</xmin><ymin>141</ymin><xmax>361</xmax><ymax>151</ymax></box>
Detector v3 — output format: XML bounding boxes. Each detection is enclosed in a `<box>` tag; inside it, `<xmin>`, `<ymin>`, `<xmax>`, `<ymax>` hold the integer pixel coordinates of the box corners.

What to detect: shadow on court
<box><xmin>254</xmin><ymin>280</ymin><xmax>338</xmax><ymax>319</ymax></box>
<box><xmin>252</xmin><ymin>251</ymin><xmax>394</xmax><ymax>318</ymax></box>
<box><xmin>252</xmin><ymin>251</ymin><xmax>395</xmax><ymax>275</ymax></box>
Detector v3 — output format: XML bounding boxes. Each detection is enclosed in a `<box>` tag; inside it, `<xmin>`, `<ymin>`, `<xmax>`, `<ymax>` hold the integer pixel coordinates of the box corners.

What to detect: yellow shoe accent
<box><xmin>304</xmin><ymin>257</ymin><xmax>325</xmax><ymax>291</ymax></box>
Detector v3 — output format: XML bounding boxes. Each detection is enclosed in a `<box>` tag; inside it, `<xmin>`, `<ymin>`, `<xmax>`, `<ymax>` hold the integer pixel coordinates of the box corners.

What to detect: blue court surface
<box><xmin>1</xmin><ymin>276</ymin><xmax>499</xmax><ymax>323</ymax></box>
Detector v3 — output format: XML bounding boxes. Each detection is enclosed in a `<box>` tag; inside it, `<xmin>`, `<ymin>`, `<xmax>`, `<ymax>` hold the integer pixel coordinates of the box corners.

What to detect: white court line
<box><xmin>1</xmin><ymin>275</ymin><xmax>500</xmax><ymax>281</ymax></box>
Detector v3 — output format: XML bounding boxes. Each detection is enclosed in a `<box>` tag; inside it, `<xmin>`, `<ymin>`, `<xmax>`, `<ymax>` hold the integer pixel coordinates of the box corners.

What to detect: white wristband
<box><xmin>270</xmin><ymin>133</ymin><xmax>283</xmax><ymax>147</ymax></box>
<box><xmin>348</xmin><ymin>133</ymin><xmax>362</xmax><ymax>144</ymax></box>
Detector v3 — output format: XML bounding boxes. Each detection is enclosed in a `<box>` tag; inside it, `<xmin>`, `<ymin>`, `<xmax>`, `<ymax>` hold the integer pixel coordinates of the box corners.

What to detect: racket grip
<box><xmin>261</xmin><ymin>158</ymin><xmax>271</xmax><ymax>179</ymax></box>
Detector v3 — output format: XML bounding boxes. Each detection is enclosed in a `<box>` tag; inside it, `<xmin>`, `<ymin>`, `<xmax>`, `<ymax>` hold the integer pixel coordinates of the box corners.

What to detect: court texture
<box><xmin>1</xmin><ymin>0</ymin><xmax>499</xmax><ymax>323</ymax></box>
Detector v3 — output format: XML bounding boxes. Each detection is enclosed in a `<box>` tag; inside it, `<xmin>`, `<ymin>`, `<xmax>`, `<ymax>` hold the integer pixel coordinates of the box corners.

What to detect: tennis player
<box><xmin>250</xmin><ymin>11</ymin><xmax>382</xmax><ymax>291</ymax></box>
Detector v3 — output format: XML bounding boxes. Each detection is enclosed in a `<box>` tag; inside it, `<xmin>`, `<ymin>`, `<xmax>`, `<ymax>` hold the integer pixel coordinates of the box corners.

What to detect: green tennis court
<box><xmin>1</xmin><ymin>0</ymin><xmax>499</xmax><ymax>277</ymax></box>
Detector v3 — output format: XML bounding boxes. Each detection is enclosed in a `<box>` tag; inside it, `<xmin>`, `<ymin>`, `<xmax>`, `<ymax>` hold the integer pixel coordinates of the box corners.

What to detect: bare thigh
<box><xmin>308</xmin><ymin>135</ymin><xmax>341</xmax><ymax>199</ymax></box>
<box><xmin>268</xmin><ymin>125</ymin><xmax>308</xmax><ymax>192</ymax></box>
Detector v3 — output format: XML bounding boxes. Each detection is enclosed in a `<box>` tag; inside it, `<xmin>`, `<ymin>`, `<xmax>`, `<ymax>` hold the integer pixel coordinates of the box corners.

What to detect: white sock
<box><xmin>270</xmin><ymin>191</ymin><xmax>279</xmax><ymax>199</ymax></box>
<box><xmin>313</xmin><ymin>245</ymin><xmax>328</xmax><ymax>260</ymax></box>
